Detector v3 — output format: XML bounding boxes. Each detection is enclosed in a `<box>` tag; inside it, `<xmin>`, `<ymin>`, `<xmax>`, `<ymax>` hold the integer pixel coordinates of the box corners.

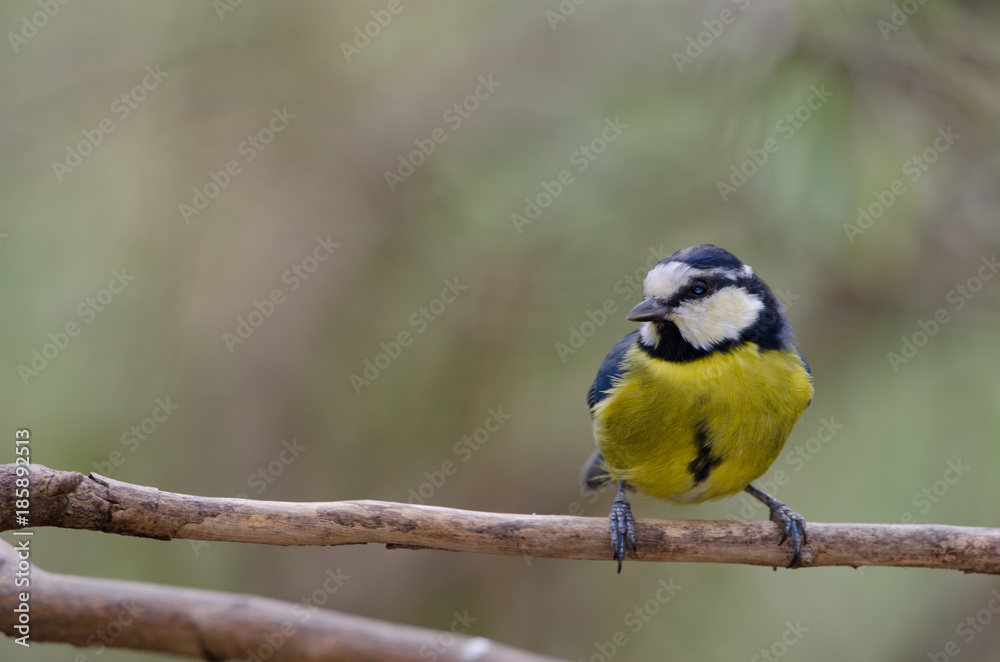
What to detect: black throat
<box><xmin>636</xmin><ymin>321</ymin><xmax>738</xmax><ymax>363</ymax></box>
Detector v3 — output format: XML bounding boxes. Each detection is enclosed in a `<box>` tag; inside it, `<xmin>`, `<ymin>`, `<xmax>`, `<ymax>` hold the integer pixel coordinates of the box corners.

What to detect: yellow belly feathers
<box><xmin>591</xmin><ymin>343</ymin><xmax>813</xmax><ymax>503</ymax></box>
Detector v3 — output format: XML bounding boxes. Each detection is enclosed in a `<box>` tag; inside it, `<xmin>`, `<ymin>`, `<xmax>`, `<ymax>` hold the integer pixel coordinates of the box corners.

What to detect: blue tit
<box><xmin>582</xmin><ymin>244</ymin><xmax>814</xmax><ymax>572</ymax></box>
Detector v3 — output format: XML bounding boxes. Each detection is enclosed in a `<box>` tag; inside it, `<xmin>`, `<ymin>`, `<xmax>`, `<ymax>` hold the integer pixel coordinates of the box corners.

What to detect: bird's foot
<box><xmin>745</xmin><ymin>484</ymin><xmax>807</xmax><ymax>568</ymax></box>
<box><xmin>768</xmin><ymin>502</ymin><xmax>807</xmax><ymax>568</ymax></box>
<box><xmin>610</xmin><ymin>484</ymin><xmax>637</xmax><ymax>573</ymax></box>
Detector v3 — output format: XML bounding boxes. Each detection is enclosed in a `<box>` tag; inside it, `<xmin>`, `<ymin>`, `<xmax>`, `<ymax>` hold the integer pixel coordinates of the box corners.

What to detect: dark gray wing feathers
<box><xmin>586</xmin><ymin>329</ymin><xmax>639</xmax><ymax>412</ymax></box>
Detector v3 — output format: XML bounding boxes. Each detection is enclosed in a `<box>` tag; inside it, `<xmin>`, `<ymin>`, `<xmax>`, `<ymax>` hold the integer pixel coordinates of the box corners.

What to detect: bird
<box><xmin>582</xmin><ymin>244</ymin><xmax>814</xmax><ymax>572</ymax></box>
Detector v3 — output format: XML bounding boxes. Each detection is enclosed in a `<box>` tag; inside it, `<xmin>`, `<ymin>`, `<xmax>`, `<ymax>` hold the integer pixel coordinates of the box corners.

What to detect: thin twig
<box><xmin>2</xmin><ymin>464</ymin><xmax>998</xmax><ymax>574</ymax></box>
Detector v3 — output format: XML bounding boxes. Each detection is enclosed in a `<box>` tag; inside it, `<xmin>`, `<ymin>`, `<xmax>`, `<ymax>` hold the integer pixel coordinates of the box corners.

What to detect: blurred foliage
<box><xmin>2</xmin><ymin>1</ymin><xmax>1000</xmax><ymax>660</ymax></box>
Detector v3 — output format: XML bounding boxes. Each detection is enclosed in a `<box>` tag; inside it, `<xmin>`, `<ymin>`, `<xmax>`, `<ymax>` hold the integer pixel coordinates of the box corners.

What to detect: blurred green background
<box><xmin>3</xmin><ymin>1</ymin><xmax>1000</xmax><ymax>660</ymax></box>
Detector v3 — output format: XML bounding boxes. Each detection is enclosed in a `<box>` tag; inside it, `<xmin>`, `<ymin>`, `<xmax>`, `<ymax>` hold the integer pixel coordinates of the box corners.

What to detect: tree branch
<box><xmin>2</xmin><ymin>464</ymin><xmax>998</xmax><ymax>574</ymax></box>
<box><xmin>0</xmin><ymin>538</ymin><xmax>564</xmax><ymax>661</ymax></box>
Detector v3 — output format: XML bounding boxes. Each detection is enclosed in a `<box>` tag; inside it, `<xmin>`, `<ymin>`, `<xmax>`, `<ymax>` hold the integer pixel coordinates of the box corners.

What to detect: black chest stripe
<box><xmin>688</xmin><ymin>420</ymin><xmax>722</xmax><ymax>485</ymax></box>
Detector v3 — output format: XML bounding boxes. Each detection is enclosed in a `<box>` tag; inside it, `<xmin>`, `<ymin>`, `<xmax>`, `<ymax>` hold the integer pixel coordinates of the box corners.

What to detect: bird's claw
<box><xmin>610</xmin><ymin>494</ymin><xmax>637</xmax><ymax>573</ymax></box>
<box><xmin>769</xmin><ymin>502</ymin><xmax>807</xmax><ymax>567</ymax></box>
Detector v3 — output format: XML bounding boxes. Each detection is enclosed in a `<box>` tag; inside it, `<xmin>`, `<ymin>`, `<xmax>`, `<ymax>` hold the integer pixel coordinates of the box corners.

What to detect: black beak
<box><xmin>626</xmin><ymin>298</ymin><xmax>671</xmax><ymax>322</ymax></box>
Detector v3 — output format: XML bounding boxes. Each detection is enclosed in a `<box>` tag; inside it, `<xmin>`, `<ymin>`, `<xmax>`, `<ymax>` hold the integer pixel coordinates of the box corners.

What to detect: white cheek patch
<box><xmin>639</xmin><ymin>321</ymin><xmax>660</xmax><ymax>347</ymax></box>
<box><xmin>668</xmin><ymin>287</ymin><xmax>763</xmax><ymax>350</ymax></box>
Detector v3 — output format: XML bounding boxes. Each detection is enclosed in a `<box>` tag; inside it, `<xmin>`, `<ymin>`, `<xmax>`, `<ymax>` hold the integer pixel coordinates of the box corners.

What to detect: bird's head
<box><xmin>627</xmin><ymin>244</ymin><xmax>794</xmax><ymax>357</ymax></box>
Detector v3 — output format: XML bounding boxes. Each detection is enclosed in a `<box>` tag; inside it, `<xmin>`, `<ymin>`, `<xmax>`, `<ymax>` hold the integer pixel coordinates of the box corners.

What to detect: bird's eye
<box><xmin>691</xmin><ymin>280</ymin><xmax>708</xmax><ymax>296</ymax></box>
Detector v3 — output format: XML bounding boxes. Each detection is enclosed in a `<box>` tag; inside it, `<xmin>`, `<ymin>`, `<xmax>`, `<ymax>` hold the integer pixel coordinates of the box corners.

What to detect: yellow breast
<box><xmin>591</xmin><ymin>342</ymin><xmax>813</xmax><ymax>503</ymax></box>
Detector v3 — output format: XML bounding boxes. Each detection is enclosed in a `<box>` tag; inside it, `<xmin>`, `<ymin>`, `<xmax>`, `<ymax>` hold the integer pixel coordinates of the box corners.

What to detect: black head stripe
<box><xmin>664</xmin><ymin>275</ymin><xmax>721</xmax><ymax>308</ymax></box>
<box><xmin>667</xmin><ymin>244</ymin><xmax>745</xmax><ymax>271</ymax></box>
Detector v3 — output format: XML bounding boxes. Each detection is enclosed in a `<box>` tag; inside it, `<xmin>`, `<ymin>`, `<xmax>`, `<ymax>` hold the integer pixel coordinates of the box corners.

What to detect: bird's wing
<box><xmin>586</xmin><ymin>329</ymin><xmax>639</xmax><ymax>412</ymax></box>
<box><xmin>798</xmin><ymin>349</ymin><xmax>811</xmax><ymax>376</ymax></box>
<box><xmin>798</xmin><ymin>348</ymin><xmax>813</xmax><ymax>408</ymax></box>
